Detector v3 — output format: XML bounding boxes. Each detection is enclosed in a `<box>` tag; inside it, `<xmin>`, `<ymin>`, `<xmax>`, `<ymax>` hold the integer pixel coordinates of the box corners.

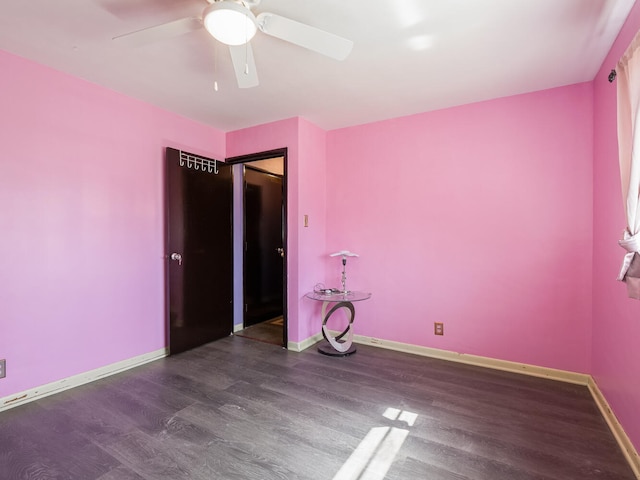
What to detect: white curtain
<box><xmin>617</xmin><ymin>31</ymin><xmax>640</xmax><ymax>299</ymax></box>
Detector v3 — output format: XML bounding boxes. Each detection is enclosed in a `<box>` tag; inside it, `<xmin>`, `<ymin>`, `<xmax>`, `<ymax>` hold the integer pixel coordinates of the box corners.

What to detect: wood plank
<box><xmin>0</xmin><ymin>336</ymin><xmax>635</xmax><ymax>479</ymax></box>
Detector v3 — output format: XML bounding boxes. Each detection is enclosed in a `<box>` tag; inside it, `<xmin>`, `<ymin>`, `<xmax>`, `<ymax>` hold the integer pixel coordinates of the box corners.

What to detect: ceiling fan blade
<box><xmin>256</xmin><ymin>12</ymin><xmax>353</xmax><ymax>61</ymax></box>
<box><xmin>113</xmin><ymin>17</ymin><xmax>202</xmax><ymax>46</ymax></box>
<box><xmin>99</xmin><ymin>0</ymin><xmax>197</xmax><ymax>20</ymax></box>
<box><xmin>229</xmin><ymin>44</ymin><xmax>259</xmax><ymax>88</ymax></box>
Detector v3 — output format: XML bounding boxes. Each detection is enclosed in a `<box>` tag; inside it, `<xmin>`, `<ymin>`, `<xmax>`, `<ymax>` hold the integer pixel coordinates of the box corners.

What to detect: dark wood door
<box><xmin>165</xmin><ymin>147</ymin><xmax>233</xmax><ymax>355</ymax></box>
<box><xmin>244</xmin><ymin>166</ymin><xmax>284</xmax><ymax>327</ymax></box>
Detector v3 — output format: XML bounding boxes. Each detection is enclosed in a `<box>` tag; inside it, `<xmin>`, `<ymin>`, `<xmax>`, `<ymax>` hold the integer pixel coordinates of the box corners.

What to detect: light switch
<box><xmin>304</xmin><ymin>214</ymin><xmax>309</xmax><ymax>227</ymax></box>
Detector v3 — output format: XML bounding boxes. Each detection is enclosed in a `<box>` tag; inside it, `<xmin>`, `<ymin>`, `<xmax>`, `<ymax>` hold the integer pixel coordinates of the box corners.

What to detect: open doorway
<box><xmin>227</xmin><ymin>149</ymin><xmax>287</xmax><ymax>347</ymax></box>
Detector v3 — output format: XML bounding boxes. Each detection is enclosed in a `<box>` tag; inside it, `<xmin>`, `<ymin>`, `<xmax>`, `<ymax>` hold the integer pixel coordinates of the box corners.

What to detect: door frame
<box><xmin>226</xmin><ymin>148</ymin><xmax>288</xmax><ymax>347</ymax></box>
<box><xmin>243</xmin><ymin>164</ymin><xmax>284</xmax><ymax>328</ymax></box>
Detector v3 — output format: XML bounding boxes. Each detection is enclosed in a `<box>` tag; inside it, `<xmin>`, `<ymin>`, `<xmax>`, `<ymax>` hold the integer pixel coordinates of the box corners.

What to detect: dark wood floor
<box><xmin>0</xmin><ymin>336</ymin><xmax>635</xmax><ymax>479</ymax></box>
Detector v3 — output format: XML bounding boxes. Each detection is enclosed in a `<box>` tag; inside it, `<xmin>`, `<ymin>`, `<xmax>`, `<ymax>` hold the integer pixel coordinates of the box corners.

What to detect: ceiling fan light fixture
<box><xmin>203</xmin><ymin>2</ymin><xmax>257</xmax><ymax>46</ymax></box>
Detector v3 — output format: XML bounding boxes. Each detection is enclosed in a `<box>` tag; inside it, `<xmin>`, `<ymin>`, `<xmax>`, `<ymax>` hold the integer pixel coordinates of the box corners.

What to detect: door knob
<box><xmin>170</xmin><ymin>253</ymin><xmax>182</xmax><ymax>265</ymax></box>
<box><xmin>276</xmin><ymin>247</ymin><xmax>284</xmax><ymax>258</ymax></box>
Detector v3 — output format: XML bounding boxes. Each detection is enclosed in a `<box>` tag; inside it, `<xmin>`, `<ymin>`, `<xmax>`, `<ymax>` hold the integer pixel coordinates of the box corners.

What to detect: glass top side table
<box><xmin>305</xmin><ymin>290</ymin><xmax>372</xmax><ymax>356</ymax></box>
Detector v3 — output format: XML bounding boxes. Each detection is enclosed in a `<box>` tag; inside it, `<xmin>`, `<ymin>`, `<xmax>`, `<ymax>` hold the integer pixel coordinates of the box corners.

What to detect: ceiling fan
<box><xmin>113</xmin><ymin>0</ymin><xmax>354</xmax><ymax>89</ymax></box>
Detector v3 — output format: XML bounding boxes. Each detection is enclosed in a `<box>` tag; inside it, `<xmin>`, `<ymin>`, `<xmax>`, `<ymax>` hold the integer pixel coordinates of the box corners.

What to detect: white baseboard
<box><xmin>0</xmin><ymin>348</ymin><xmax>168</xmax><ymax>413</ymax></box>
<box><xmin>352</xmin><ymin>335</ymin><xmax>590</xmax><ymax>384</ymax></box>
<box><xmin>288</xmin><ymin>333</ymin><xmax>323</xmax><ymax>352</ymax></box>
<box><xmin>588</xmin><ymin>377</ymin><xmax>640</xmax><ymax>479</ymax></box>
<box><xmin>233</xmin><ymin>323</ymin><xmax>243</xmax><ymax>333</ymax></box>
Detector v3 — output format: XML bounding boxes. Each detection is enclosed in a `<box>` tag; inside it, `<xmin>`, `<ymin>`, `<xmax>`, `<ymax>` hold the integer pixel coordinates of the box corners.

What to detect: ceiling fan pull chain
<box><xmin>214</xmin><ymin>43</ymin><xmax>219</xmax><ymax>91</ymax></box>
<box><xmin>244</xmin><ymin>17</ymin><xmax>250</xmax><ymax>75</ymax></box>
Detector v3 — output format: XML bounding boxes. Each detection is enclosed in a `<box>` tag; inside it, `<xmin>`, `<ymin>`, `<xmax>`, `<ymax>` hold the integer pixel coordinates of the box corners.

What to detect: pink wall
<box><xmin>3</xmin><ymin>14</ymin><xmax>638</xmax><ymax>454</ymax></box>
<box><xmin>326</xmin><ymin>84</ymin><xmax>594</xmax><ymax>373</ymax></box>
<box><xmin>0</xmin><ymin>50</ymin><xmax>225</xmax><ymax>396</ymax></box>
<box><xmin>593</xmin><ymin>0</ymin><xmax>640</xmax><ymax>453</ymax></box>
<box><xmin>226</xmin><ymin>118</ymin><xmax>327</xmax><ymax>343</ymax></box>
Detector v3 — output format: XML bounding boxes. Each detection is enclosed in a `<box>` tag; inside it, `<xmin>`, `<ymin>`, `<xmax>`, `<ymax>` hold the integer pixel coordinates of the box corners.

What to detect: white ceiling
<box><xmin>0</xmin><ymin>0</ymin><xmax>636</xmax><ymax>132</ymax></box>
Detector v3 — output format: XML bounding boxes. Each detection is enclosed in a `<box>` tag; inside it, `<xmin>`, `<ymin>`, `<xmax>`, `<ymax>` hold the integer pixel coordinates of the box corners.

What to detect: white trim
<box><xmin>288</xmin><ymin>332</ymin><xmax>323</xmax><ymax>352</ymax></box>
<box><xmin>0</xmin><ymin>348</ymin><xmax>168</xmax><ymax>413</ymax></box>
<box><xmin>233</xmin><ymin>323</ymin><xmax>243</xmax><ymax>333</ymax></box>
<box><xmin>351</xmin><ymin>335</ymin><xmax>590</xmax><ymax>384</ymax></box>
<box><xmin>588</xmin><ymin>377</ymin><xmax>640</xmax><ymax>479</ymax></box>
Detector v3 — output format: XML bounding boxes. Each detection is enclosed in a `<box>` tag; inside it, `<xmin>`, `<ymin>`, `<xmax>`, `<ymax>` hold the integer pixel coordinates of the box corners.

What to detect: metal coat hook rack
<box><xmin>179</xmin><ymin>151</ymin><xmax>219</xmax><ymax>174</ymax></box>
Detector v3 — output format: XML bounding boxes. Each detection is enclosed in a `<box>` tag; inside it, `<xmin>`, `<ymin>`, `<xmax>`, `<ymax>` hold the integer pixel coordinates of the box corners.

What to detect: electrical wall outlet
<box><xmin>0</xmin><ymin>359</ymin><xmax>5</xmax><ymax>379</ymax></box>
<box><xmin>434</xmin><ymin>322</ymin><xmax>444</xmax><ymax>336</ymax></box>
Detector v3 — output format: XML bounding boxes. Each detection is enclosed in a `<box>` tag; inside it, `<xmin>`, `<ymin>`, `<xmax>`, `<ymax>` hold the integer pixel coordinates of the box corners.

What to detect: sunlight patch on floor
<box><xmin>332</xmin><ymin>408</ymin><xmax>417</xmax><ymax>480</ymax></box>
